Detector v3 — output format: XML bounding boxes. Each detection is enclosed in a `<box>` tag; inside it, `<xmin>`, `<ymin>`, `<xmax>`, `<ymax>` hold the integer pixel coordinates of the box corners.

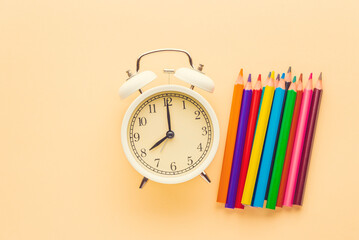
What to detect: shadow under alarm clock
<box><xmin>119</xmin><ymin>49</ymin><xmax>219</xmax><ymax>188</ymax></box>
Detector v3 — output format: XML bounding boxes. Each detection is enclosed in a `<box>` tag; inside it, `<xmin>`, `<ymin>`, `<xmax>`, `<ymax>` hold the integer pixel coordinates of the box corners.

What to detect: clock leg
<box><xmin>139</xmin><ymin>177</ymin><xmax>149</xmax><ymax>189</ymax></box>
<box><xmin>200</xmin><ymin>171</ymin><xmax>211</xmax><ymax>183</ymax></box>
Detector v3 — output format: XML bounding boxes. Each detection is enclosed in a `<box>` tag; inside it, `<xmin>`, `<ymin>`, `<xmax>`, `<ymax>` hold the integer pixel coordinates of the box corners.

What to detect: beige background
<box><xmin>1</xmin><ymin>0</ymin><xmax>358</xmax><ymax>239</ymax></box>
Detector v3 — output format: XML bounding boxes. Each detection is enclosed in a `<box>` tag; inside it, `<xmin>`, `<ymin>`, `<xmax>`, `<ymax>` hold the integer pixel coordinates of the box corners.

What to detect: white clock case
<box><xmin>121</xmin><ymin>84</ymin><xmax>220</xmax><ymax>184</ymax></box>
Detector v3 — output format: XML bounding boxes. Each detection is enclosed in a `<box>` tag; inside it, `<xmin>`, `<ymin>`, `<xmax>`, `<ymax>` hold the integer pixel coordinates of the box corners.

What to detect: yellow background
<box><xmin>1</xmin><ymin>0</ymin><xmax>358</xmax><ymax>239</ymax></box>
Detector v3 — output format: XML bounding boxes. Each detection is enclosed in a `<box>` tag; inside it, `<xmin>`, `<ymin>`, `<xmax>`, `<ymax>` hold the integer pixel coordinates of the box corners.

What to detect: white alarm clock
<box><xmin>119</xmin><ymin>49</ymin><xmax>219</xmax><ymax>188</ymax></box>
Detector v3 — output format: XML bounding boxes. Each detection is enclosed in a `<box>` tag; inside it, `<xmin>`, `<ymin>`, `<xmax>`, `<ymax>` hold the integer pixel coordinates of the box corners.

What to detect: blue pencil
<box><xmin>252</xmin><ymin>77</ymin><xmax>286</xmax><ymax>208</ymax></box>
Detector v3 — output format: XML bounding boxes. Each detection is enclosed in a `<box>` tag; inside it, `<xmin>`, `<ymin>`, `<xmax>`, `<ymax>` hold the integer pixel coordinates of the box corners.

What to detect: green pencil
<box><xmin>266</xmin><ymin>82</ymin><xmax>297</xmax><ymax>209</ymax></box>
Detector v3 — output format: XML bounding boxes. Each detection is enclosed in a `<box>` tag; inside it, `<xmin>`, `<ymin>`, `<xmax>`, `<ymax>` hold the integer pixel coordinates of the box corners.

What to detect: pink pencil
<box><xmin>283</xmin><ymin>73</ymin><xmax>313</xmax><ymax>207</ymax></box>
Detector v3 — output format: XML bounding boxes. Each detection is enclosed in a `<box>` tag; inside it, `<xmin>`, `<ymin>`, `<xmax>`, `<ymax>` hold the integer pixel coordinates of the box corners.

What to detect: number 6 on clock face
<box><xmin>121</xmin><ymin>85</ymin><xmax>219</xmax><ymax>184</ymax></box>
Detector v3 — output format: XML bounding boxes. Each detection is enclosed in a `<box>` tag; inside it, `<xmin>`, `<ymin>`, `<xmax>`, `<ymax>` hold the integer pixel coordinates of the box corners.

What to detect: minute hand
<box><xmin>166</xmin><ymin>100</ymin><xmax>171</xmax><ymax>131</ymax></box>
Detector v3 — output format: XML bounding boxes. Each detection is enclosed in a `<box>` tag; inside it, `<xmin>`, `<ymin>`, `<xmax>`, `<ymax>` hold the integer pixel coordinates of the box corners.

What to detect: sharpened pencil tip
<box><xmin>281</xmin><ymin>73</ymin><xmax>285</xmax><ymax>79</ymax></box>
<box><xmin>258</xmin><ymin>74</ymin><xmax>261</xmax><ymax>81</ymax></box>
<box><xmin>248</xmin><ymin>74</ymin><xmax>252</xmax><ymax>82</ymax></box>
<box><xmin>309</xmin><ymin>73</ymin><xmax>313</xmax><ymax>80</ymax></box>
<box><xmin>293</xmin><ymin>76</ymin><xmax>297</xmax><ymax>83</ymax></box>
<box><xmin>287</xmin><ymin>66</ymin><xmax>292</xmax><ymax>73</ymax></box>
<box><xmin>268</xmin><ymin>72</ymin><xmax>271</xmax><ymax>78</ymax></box>
<box><xmin>271</xmin><ymin>71</ymin><xmax>275</xmax><ymax>79</ymax></box>
<box><xmin>319</xmin><ymin>72</ymin><xmax>322</xmax><ymax>80</ymax></box>
<box><xmin>299</xmin><ymin>73</ymin><xmax>303</xmax><ymax>81</ymax></box>
<box><xmin>276</xmin><ymin>74</ymin><xmax>280</xmax><ymax>80</ymax></box>
<box><xmin>240</xmin><ymin>68</ymin><xmax>243</xmax><ymax>77</ymax></box>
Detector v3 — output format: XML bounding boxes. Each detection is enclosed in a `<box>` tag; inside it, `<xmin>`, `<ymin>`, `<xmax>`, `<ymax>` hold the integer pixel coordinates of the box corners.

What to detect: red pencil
<box><xmin>235</xmin><ymin>74</ymin><xmax>262</xmax><ymax>208</ymax></box>
<box><xmin>276</xmin><ymin>74</ymin><xmax>303</xmax><ymax>207</ymax></box>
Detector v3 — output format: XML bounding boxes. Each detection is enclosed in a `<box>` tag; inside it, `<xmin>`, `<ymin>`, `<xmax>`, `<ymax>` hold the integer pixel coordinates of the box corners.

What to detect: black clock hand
<box><xmin>149</xmin><ymin>135</ymin><xmax>168</xmax><ymax>151</ymax></box>
<box><xmin>150</xmin><ymin>100</ymin><xmax>174</xmax><ymax>151</ymax></box>
<box><xmin>166</xmin><ymin>100</ymin><xmax>171</xmax><ymax>131</ymax></box>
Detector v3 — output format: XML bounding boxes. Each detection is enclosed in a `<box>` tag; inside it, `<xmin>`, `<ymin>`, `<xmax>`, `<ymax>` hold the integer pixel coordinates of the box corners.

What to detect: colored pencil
<box><xmin>294</xmin><ymin>73</ymin><xmax>323</xmax><ymax>205</ymax></box>
<box><xmin>283</xmin><ymin>73</ymin><xmax>313</xmax><ymax>207</ymax></box>
<box><xmin>277</xmin><ymin>75</ymin><xmax>303</xmax><ymax>207</ymax></box>
<box><xmin>266</xmin><ymin>82</ymin><xmax>297</xmax><ymax>209</ymax></box>
<box><xmin>217</xmin><ymin>69</ymin><xmax>244</xmax><ymax>203</ymax></box>
<box><xmin>252</xmin><ymin>77</ymin><xmax>286</xmax><ymax>207</ymax></box>
<box><xmin>225</xmin><ymin>75</ymin><xmax>253</xmax><ymax>208</ymax></box>
<box><xmin>241</xmin><ymin>72</ymin><xmax>275</xmax><ymax>205</ymax></box>
<box><xmin>235</xmin><ymin>74</ymin><xmax>262</xmax><ymax>209</ymax></box>
<box><xmin>265</xmin><ymin>68</ymin><xmax>292</xmax><ymax>200</ymax></box>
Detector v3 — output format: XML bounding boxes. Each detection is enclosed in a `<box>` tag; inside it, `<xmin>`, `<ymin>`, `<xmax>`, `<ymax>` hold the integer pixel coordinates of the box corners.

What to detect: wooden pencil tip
<box><xmin>319</xmin><ymin>72</ymin><xmax>322</xmax><ymax>80</ymax></box>
<box><xmin>293</xmin><ymin>76</ymin><xmax>297</xmax><ymax>83</ymax></box>
<box><xmin>248</xmin><ymin>74</ymin><xmax>252</xmax><ymax>82</ymax></box>
<box><xmin>276</xmin><ymin>74</ymin><xmax>280</xmax><ymax>80</ymax></box>
<box><xmin>309</xmin><ymin>73</ymin><xmax>313</xmax><ymax>80</ymax></box>
<box><xmin>287</xmin><ymin>66</ymin><xmax>292</xmax><ymax>73</ymax></box>
<box><xmin>236</xmin><ymin>71</ymin><xmax>244</xmax><ymax>84</ymax></box>
<box><xmin>240</xmin><ymin>68</ymin><xmax>243</xmax><ymax>77</ymax></box>
<box><xmin>271</xmin><ymin>71</ymin><xmax>275</xmax><ymax>79</ymax></box>
<box><xmin>258</xmin><ymin>74</ymin><xmax>261</xmax><ymax>81</ymax></box>
<box><xmin>281</xmin><ymin>73</ymin><xmax>285</xmax><ymax>79</ymax></box>
<box><xmin>299</xmin><ymin>73</ymin><xmax>303</xmax><ymax>82</ymax></box>
<box><xmin>289</xmin><ymin>81</ymin><xmax>297</xmax><ymax>91</ymax></box>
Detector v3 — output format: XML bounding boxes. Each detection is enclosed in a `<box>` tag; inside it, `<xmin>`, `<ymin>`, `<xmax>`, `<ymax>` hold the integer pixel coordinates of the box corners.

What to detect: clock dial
<box><xmin>127</xmin><ymin>91</ymin><xmax>214</xmax><ymax>177</ymax></box>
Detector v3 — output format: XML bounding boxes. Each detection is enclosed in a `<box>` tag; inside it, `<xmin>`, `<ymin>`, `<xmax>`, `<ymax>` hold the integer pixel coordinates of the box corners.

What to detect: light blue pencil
<box><xmin>252</xmin><ymin>77</ymin><xmax>286</xmax><ymax>208</ymax></box>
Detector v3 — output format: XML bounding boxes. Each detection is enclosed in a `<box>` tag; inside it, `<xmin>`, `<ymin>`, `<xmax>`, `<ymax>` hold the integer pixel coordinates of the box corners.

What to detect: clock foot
<box><xmin>139</xmin><ymin>177</ymin><xmax>149</xmax><ymax>189</ymax></box>
<box><xmin>200</xmin><ymin>171</ymin><xmax>211</xmax><ymax>183</ymax></box>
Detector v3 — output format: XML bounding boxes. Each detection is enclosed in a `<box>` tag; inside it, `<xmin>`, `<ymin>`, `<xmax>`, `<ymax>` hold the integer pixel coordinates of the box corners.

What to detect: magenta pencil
<box><xmin>283</xmin><ymin>73</ymin><xmax>313</xmax><ymax>207</ymax></box>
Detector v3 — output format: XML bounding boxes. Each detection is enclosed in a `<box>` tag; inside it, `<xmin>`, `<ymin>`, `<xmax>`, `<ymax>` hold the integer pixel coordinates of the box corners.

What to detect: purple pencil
<box><xmin>225</xmin><ymin>74</ymin><xmax>253</xmax><ymax>208</ymax></box>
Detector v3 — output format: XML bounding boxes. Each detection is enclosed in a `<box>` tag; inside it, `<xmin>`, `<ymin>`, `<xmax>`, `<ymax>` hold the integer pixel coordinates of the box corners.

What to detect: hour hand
<box><xmin>149</xmin><ymin>135</ymin><xmax>168</xmax><ymax>151</ymax></box>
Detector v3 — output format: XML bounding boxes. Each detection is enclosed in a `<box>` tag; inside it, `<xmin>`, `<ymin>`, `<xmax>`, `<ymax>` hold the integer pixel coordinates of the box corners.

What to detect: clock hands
<box><xmin>149</xmin><ymin>135</ymin><xmax>168</xmax><ymax>151</ymax></box>
<box><xmin>149</xmin><ymin>99</ymin><xmax>175</xmax><ymax>151</ymax></box>
<box><xmin>149</xmin><ymin>130</ymin><xmax>175</xmax><ymax>151</ymax></box>
<box><xmin>166</xmin><ymin>99</ymin><xmax>171</xmax><ymax>131</ymax></box>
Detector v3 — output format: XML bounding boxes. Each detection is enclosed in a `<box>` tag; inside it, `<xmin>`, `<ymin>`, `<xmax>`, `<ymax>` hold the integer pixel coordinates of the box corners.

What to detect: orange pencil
<box><xmin>217</xmin><ymin>69</ymin><xmax>244</xmax><ymax>203</ymax></box>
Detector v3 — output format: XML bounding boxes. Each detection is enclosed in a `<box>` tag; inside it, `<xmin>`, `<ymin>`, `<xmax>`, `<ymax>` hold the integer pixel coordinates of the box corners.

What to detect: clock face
<box><xmin>126</xmin><ymin>90</ymin><xmax>214</xmax><ymax>178</ymax></box>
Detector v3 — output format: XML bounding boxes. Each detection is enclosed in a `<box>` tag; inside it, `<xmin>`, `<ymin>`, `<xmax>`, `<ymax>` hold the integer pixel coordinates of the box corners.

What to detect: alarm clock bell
<box><xmin>119</xmin><ymin>49</ymin><xmax>215</xmax><ymax>100</ymax></box>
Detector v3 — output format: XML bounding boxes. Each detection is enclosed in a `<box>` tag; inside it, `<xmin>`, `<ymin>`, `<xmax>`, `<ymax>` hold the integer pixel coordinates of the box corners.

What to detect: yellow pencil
<box><xmin>241</xmin><ymin>71</ymin><xmax>275</xmax><ymax>205</ymax></box>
